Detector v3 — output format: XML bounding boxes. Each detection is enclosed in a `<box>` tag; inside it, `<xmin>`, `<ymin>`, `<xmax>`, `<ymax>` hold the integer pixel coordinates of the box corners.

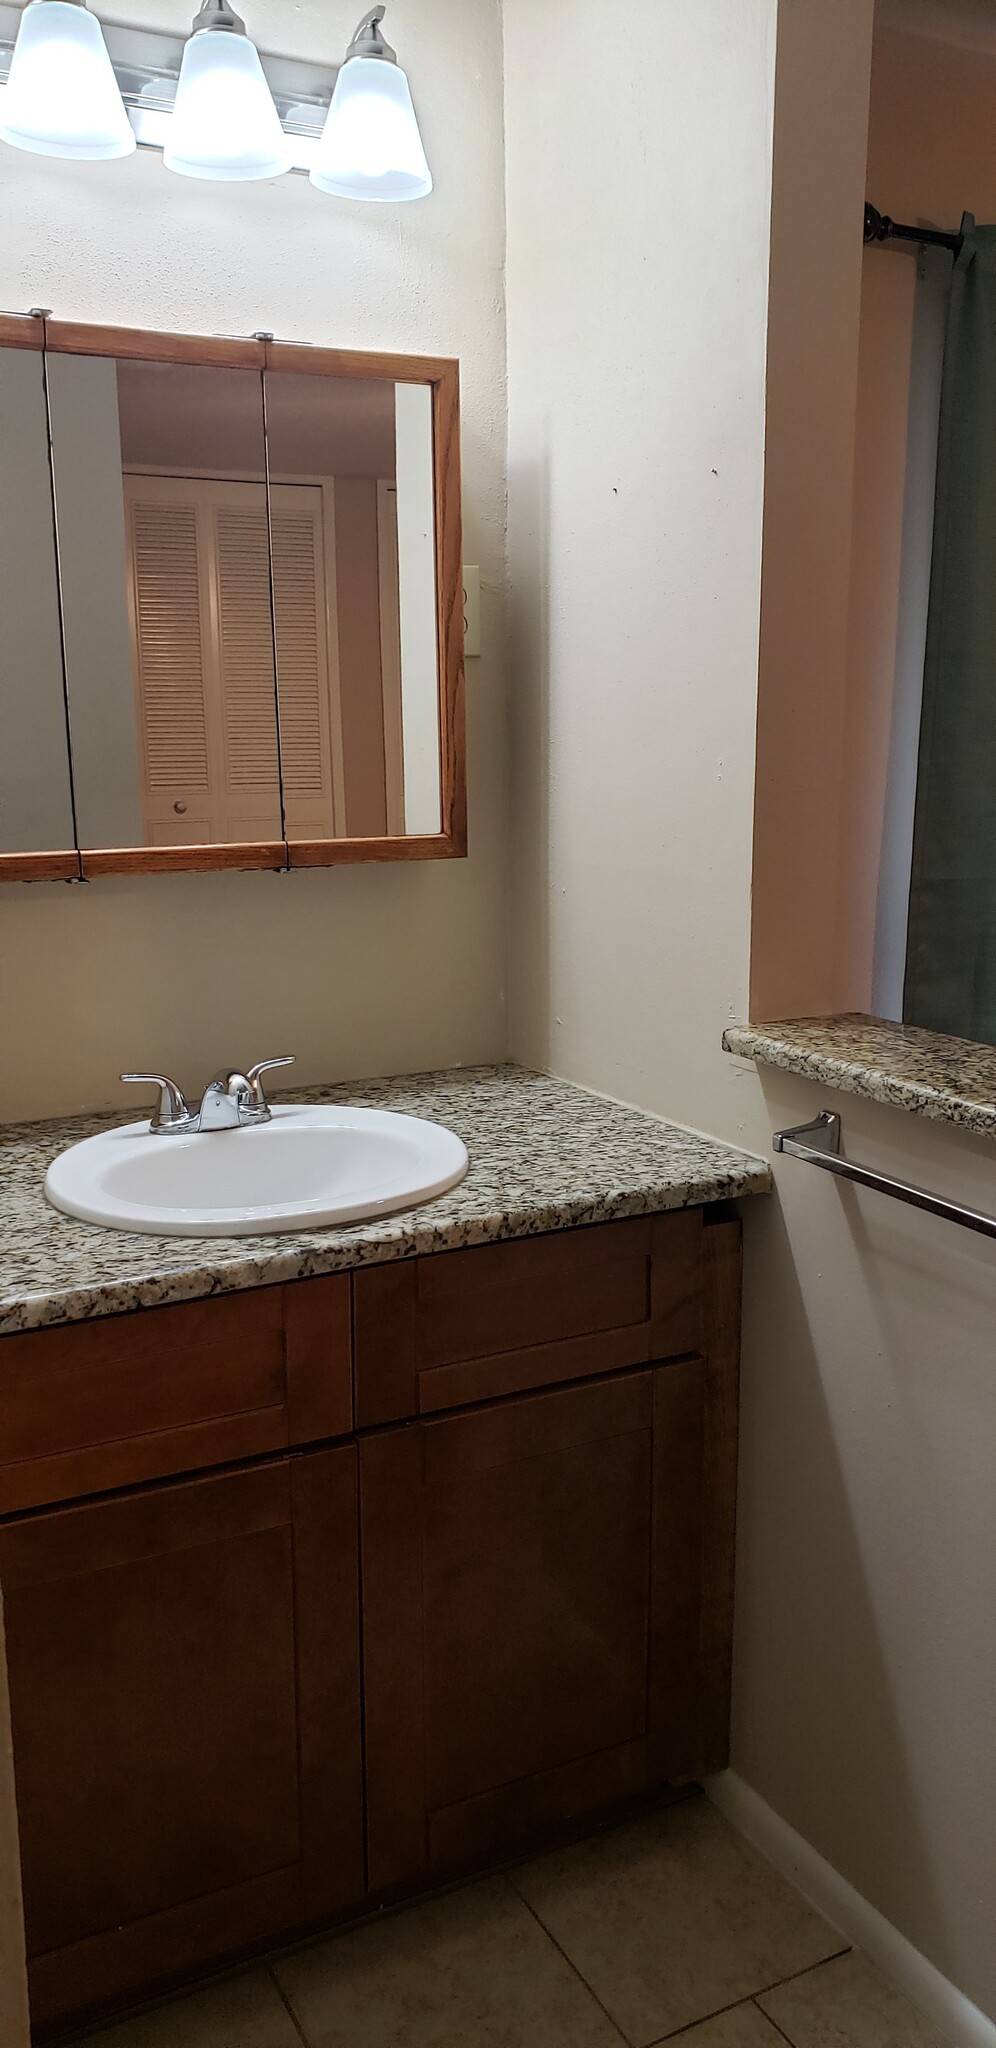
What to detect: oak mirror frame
<box><xmin>0</xmin><ymin>315</ymin><xmax>466</xmax><ymax>882</ymax></box>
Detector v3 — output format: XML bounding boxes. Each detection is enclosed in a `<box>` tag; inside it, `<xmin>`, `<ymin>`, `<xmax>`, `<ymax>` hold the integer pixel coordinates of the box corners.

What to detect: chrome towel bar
<box><xmin>773</xmin><ymin>1111</ymin><xmax>996</xmax><ymax>1242</ymax></box>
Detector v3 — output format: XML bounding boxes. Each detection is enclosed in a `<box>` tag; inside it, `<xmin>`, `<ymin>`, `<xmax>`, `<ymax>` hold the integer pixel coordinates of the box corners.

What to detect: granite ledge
<box><xmin>724</xmin><ymin>1013</ymin><xmax>996</xmax><ymax>1138</ymax></box>
<box><xmin>0</xmin><ymin>1064</ymin><xmax>771</xmax><ymax>1336</ymax></box>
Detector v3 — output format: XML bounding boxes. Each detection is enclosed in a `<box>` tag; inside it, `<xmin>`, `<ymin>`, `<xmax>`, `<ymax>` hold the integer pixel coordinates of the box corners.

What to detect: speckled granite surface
<box><xmin>724</xmin><ymin>1014</ymin><xmax>996</xmax><ymax>1137</ymax></box>
<box><xmin>0</xmin><ymin>1064</ymin><xmax>770</xmax><ymax>1335</ymax></box>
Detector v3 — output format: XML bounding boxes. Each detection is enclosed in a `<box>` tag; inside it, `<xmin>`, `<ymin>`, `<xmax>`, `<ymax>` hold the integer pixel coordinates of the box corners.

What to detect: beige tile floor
<box><xmin>71</xmin><ymin>1794</ymin><xmax>951</xmax><ymax>2048</ymax></box>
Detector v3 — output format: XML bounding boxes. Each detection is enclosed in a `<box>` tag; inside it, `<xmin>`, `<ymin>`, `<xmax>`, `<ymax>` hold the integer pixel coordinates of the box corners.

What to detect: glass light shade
<box><xmin>0</xmin><ymin>0</ymin><xmax>135</xmax><ymax>161</ymax></box>
<box><xmin>163</xmin><ymin>27</ymin><xmax>292</xmax><ymax>181</ymax></box>
<box><xmin>309</xmin><ymin>56</ymin><xmax>431</xmax><ymax>202</ymax></box>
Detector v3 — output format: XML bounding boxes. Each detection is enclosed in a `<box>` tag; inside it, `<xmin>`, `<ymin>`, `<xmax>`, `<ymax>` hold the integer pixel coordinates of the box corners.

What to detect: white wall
<box><xmin>505</xmin><ymin>0</ymin><xmax>774</xmax><ymax>1138</ymax></box>
<box><xmin>729</xmin><ymin>1062</ymin><xmax>996</xmax><ymax>2027</ymax></box>
<box><xmin>506</xmin><ymin>0</ymin><xmax>996</xmax><ymax>2026</ymax></box>
<box><xmin>0</xmin><ymin>0</ymin><xmax>507</xmax><ymax>1122</ymax></box>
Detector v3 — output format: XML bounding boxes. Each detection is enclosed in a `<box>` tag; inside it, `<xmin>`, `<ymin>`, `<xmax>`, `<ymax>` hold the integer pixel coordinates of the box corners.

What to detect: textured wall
<box><xmin>504</xmin><ymin>0</ymin><xmax>774</xmax><ymax>1141</ymax></box>
<box><xmin>0</xmin><ymin>0</ymin><xmax>508</xmax><ymax>1121</ymax></box>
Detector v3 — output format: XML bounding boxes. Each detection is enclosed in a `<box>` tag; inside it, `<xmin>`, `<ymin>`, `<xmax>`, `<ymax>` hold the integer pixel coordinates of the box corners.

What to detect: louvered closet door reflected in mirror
<box><xmin>268</xmin><ymin>483</ymin><xmax>340</xmax><ymax>840</ymax></box>
<box><xmin>46</xmin><ymin>341</ymin><xmax>285</xmax><ymax>870</ymax></box>
<box><xmin>123</xmin><ymin>476</ymin><xmax>337</xmax><ymax>845</ymax></box>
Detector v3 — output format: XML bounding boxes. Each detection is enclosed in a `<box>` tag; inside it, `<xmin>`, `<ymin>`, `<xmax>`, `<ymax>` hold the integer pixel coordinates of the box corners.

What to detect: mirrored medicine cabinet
<box><xmin>0</xmin><ymin>316</ymin><xmax>465</xmax><ymax>881</ymax></box>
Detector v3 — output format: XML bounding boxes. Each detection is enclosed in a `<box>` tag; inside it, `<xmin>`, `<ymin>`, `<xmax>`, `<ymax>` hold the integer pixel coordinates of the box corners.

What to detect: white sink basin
<box><xmin>45</xmin><ymin>1103</ymin><xmax>469</xmax><ymax>1237</ymax></box>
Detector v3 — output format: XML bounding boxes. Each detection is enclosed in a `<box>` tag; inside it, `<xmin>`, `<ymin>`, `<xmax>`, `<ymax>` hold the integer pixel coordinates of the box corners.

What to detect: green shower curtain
<box><xmin>904</xmin><ymin>217</ymin><xmax>996</xmax><ymax>1043</ymax></box>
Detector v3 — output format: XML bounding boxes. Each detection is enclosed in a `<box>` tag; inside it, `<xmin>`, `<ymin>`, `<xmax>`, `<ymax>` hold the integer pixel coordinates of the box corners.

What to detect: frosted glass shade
<box><xmin>163</xmin><ymin>27</ymin><xmax>292</xmax><ymax>181</ymax></box>
<box><xmin>0</xmin><ymin>0</ymin><xmax>135</xmax><ymax>160</ymax></box>
<box><xmin>310</xmin><ymin>56</ymin><xmax>431</xmax><ymax>202</ymax></box>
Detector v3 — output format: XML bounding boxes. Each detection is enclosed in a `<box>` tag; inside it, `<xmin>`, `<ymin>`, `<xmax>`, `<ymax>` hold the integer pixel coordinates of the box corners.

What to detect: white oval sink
<box><xmin>44</xmin><ymin>1103</ymin><xmax>469</xmax><ymax>1237</ymax></box>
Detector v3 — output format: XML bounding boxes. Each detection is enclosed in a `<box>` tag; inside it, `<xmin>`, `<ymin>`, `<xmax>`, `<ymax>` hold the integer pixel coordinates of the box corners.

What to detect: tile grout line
<box><xmin>754</xmin><ymin>1944</ymin><xmax>854</xmax><ymax>1998</ymax></box>
<box><xmin>501</xmin><ymin>1871</ymin><xmax>634</xmax><ymax>2047</ymax></box>
<box><xmin>262</xmin><ymin>1913</ymin><xmax>853</xmax><ymax>2048</ymax></box>
<box><xmin>590</xmin><ymin>1943</ymin><xmax>856</xmax><ymax>2046</ymax></box>
<box><xmin>639</xmin><ymin>1985</ymin><xmax>798</xmax><ymax>2044</ymax></box>
<box><xmin>750</xmin><ymin>1995</ymin><xmax>797</xmax><ymax>2046</ymax></box>
<box><xmin>268</xmin><ymin>1964</ymin><xmax>311</xmax><ymax>2048</ymax></box>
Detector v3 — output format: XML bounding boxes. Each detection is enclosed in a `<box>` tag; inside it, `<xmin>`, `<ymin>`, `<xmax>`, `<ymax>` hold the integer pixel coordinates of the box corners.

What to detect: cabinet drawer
<box><xmin>0</xmin><ymin>1276</ymin><xmax>350</xmax><ymax>1513</ymax></box>
<box><xmin>354</xmin><ymin>1210</ymin><xmax>705</xmax><ymax>1426</ymax></box>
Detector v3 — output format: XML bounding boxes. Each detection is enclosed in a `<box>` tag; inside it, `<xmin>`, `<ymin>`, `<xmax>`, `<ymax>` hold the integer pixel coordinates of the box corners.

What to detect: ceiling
<box><xmin>116</xmin><ymin>360</ymin><xmax>398</xmax><ymax>482</ymax></box>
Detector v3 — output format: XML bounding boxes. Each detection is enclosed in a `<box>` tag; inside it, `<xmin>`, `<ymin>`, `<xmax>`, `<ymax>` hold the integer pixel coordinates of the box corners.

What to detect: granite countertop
<box><xmin>0</xmin><ymin>1064</ymin><xmax>771</xmax><ymax>1336</ymax></box>
<box><xmin>724</xmin><ymin>1013</ymin><xmax>996</xmax><ymax>1138</ymax></box>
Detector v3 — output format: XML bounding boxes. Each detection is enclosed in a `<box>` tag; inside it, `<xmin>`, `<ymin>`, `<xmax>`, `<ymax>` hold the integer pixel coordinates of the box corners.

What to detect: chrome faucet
<box><xmin>121</xmin><ymin>1058</ymin><xmax>294</xmax><ymax>1134</ymax></box>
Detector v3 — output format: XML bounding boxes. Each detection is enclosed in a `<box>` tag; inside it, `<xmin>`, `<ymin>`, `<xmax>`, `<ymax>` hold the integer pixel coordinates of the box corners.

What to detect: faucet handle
<box><xmin>120</xmin><ymin>1073</ymin><xmax>192</xmax><ymax>1133</ymax></box>
<box><xmin>245</xmin><ymin>1056</ymin><xmax>295</xmax><ymax>1116</ymax></box>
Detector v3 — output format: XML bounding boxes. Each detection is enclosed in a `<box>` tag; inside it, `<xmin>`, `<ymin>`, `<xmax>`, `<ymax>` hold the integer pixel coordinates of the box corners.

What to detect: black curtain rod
<box><xmin>864</xmin><ymin>201</ymin><xmax>963</xmax><ymax>255</ymax></box>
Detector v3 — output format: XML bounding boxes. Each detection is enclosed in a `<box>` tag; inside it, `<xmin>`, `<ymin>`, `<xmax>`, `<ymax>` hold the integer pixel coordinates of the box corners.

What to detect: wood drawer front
<box><xmin>0</xmin><ymin>1276</ymin><xmax>351</xmax><ymax>1513</ymax></box>
<box><xmin>354</xmin><ymin>1210</ymin><xmax>705</xmax><ymax>1426</ymax></box>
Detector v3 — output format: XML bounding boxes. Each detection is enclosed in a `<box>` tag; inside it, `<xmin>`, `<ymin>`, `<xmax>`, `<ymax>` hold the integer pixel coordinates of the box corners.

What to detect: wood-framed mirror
<box><xmin>0</xmin><ymin>315</ymin><xmax>465</xmax><ymax>881</ymax></box>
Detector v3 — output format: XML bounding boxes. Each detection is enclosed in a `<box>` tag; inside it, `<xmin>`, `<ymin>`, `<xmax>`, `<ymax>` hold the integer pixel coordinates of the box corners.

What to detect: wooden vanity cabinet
<box><xmin>0</xmin><ymin>1209</ymin><xmax>741</xmax><ymax>2037</ymax></box>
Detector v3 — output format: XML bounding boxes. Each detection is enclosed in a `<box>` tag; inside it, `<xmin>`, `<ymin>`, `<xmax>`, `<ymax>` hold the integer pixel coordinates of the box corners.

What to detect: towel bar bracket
<box><xmin>773</xmin><ymin>1111</ymin><xmax>996</xmax><ymax>1242</ymax></box>
<box><xmin>774</xmin><ymin>1111</ymin><xmax>842</xmax><ymax>1161</ymax></box>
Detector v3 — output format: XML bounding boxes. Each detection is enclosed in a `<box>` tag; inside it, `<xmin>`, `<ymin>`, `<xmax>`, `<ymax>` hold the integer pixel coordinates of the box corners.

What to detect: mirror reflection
<box><xmin>48</xmin><ymin>356</ymin><xmax>283</xmax><ymax>851</ymax></box>
<box><xmin>0</xmin><ymin>343</ymin><xmax>75</xmax><ymax>856</ymax></box>
<box><xmin>44</xmin><ymin>356</ymin><xmax>443</xmax><ymax>853</ymax></box>
<box><xmin>0</xmin><ymin>326</ymin><xmax>454</xmax><ymax>874</ymax></box>
<box><xmin>263</xmin><ymin>371</ymin><xmax>441</xmax><ymax>841</ymax></box>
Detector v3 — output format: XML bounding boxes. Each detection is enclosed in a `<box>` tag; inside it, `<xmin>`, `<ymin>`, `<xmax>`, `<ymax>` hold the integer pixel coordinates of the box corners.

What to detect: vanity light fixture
<box><xmin>163</xmin><ymin>0</ymin><xmax>291</xmax><ymax>182</ymax></box>
<box><xmin>310</xmin><ymin>5</ymin><xmax>432</xmax><ymax>202</ymax></box>
<box><xmin>0</xmin><ymin>0</ymin><xmax>134</xmax><ymax>160</ymax></box>
<box><xmin>0</xmin><ymin>0</ymin><xmax>432</xmax><ymax>196</ymax></box>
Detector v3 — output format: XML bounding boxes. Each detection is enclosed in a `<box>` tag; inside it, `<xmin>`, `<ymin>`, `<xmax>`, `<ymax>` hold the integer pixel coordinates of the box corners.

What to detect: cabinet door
<box><xmin>361</xmin><ymin>1220</ymin><xmax>740</xmax><ymax>1893</ymax></box>
<box><xmin>1</xmin><ymin>1447</ymin><xmax>363</xmax><ymax>2031</ymax></box>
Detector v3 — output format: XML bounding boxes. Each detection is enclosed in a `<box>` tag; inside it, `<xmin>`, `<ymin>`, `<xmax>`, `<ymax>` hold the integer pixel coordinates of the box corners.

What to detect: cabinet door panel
<box><xmin>1</xmin><ymin>1448</ymin><xmax>363</xmax><ymax>2029</ymax></box>
<box><xmin>361</xmin><ymin>1219</ymin><xmax>741</xmax><ymax>1894</ymax></box>
<box><xmin>362</xmin><ymin>1367</ymin><xmax>694</xmax><ymax>1891</ymax></box>
<box><xmin>11</xmin><ymin>1518</ymin><xmax>299</xmax><ymax>1952</ymax></box>
<box><xmin>428</xmin><ymin>1740</ymin><xmax>651</xmax><ymax>1878</ymax></box>
<box><xmin>360</xmin><ymin>1427</ymin><xmax>426</xmax><ymax>1894</ymax></box>
<box><xmin>422</xmin><ymin>1380</ymin><xmax>653</xmax><ymax>1808</ymax></box>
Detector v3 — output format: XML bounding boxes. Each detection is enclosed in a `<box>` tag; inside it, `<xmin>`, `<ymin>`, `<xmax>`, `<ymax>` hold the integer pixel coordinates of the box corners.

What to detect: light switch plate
<box><xmin>462</xmin><ymin>565</ymin><xmax>481</xmax><ymax>657</ymax></box>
